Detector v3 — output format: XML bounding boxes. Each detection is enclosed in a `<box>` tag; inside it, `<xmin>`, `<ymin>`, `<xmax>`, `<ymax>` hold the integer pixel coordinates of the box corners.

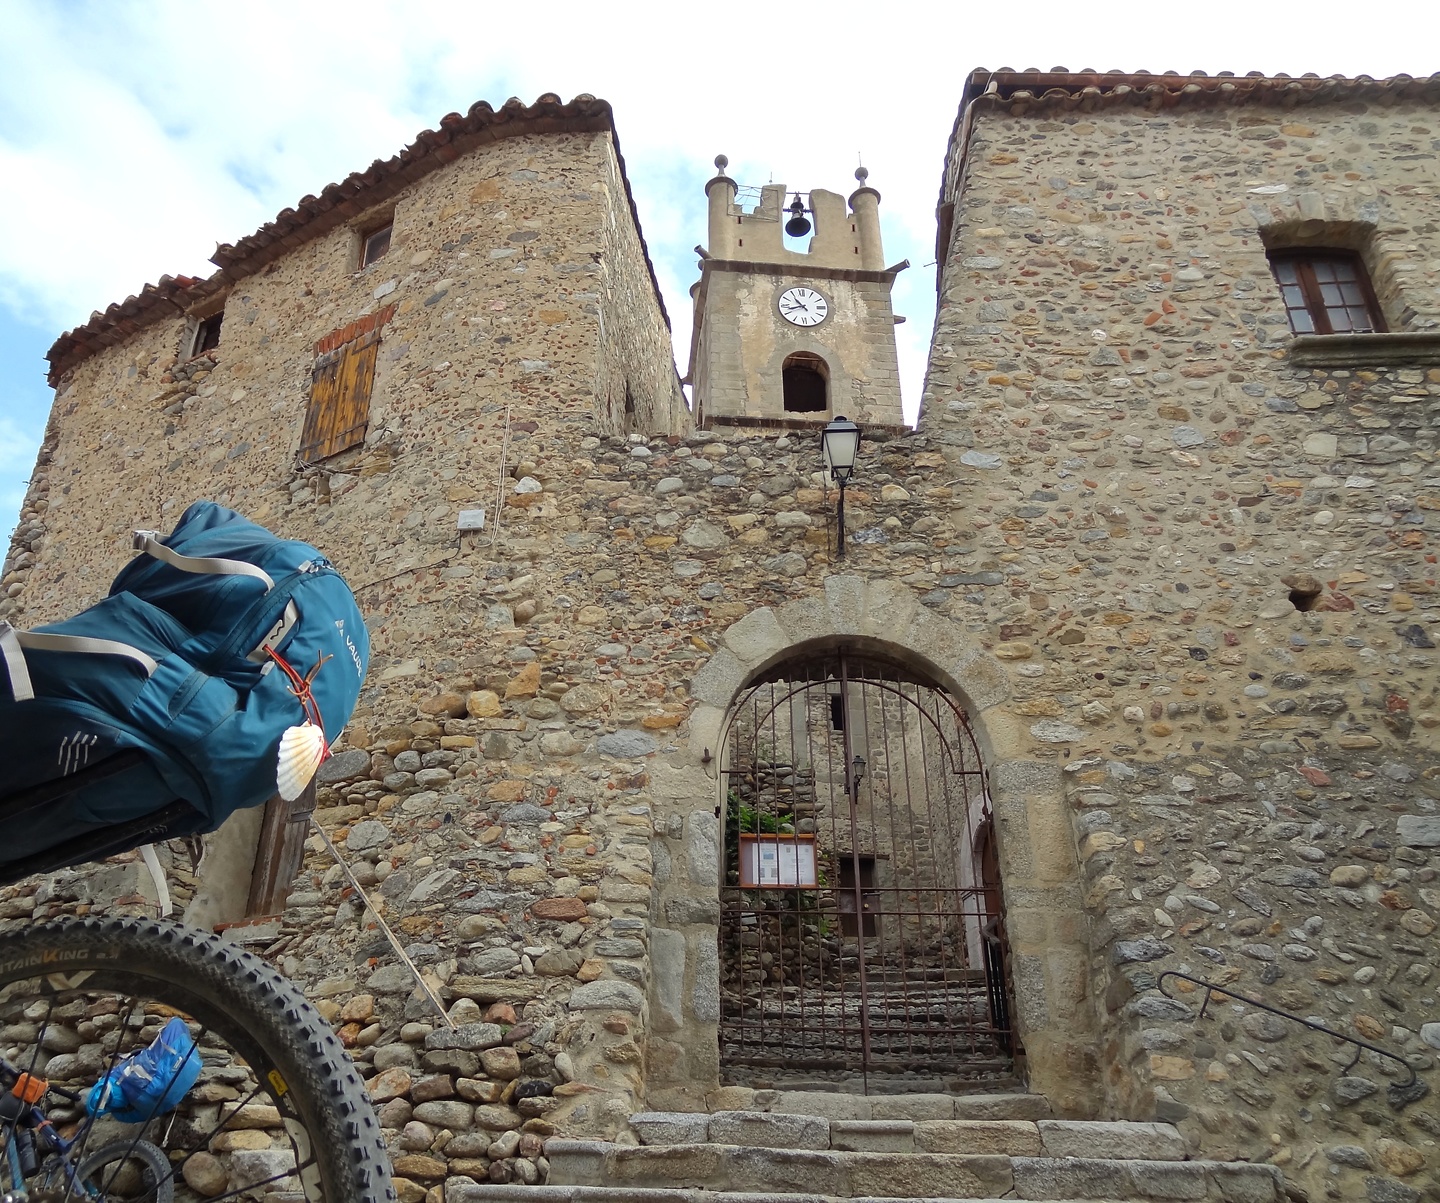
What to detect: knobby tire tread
<box><xmin>0</xmin><ymin>917</ymin><xmax>395</xmax><ymax>1203</ymax></box>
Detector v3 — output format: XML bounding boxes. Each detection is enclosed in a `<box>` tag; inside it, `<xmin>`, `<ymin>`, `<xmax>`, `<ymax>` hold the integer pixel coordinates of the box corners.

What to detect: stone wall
<box><xmin>8</xmin><ymin>77</ymin><xmax>1438</xmax><ymax>1203</ymax></box>
<box><xmin>0</xmin><ymin>122</ymin><xmax>696</xmax><ymax>1193</ymax></box>
<box><xmin>4</xmin><ymin>104</ymin><xmax>1104</xmax><ymax>1187</ymax></box>
<box><xmin>593</xmin><ymin>144</ymin><xmax>687</xmax><ymax>436</ymax></box>
<box><xmin>2</xmin><ymin>402</ymin><xmax>1104</xmax><ymax>1181</ymax></box>
<box><xmin>925</xmin><ymin>91</ymin><xmax>1440</xmax><ymax>1202</ymax></box>
<box><xmin>2</xmin><ymin>127</ymin><xmax>683</xmax><ymax>625</ymax></box>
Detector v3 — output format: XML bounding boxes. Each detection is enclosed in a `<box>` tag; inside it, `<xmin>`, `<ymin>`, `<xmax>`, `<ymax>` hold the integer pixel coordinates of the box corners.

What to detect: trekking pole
<box><xmin>309</xmin><ymin>820</ymin><xmax>456</xmax><ymax>1028</ymax></box>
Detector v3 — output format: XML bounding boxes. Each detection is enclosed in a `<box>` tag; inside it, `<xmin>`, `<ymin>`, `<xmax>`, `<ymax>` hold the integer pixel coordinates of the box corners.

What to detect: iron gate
<box><xmin>718</xmin><ymin>650</ymin><xmax>1015</xmax><ymax>1086</ymax></box>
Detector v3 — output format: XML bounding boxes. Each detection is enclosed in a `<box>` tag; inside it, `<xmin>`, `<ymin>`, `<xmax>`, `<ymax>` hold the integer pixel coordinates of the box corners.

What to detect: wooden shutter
<box><xmin>299</xmin><ymin>328</ymin><xmax>380</xmax><ymax>462</ymax></box>
<box><xmin>245</xmin><ymin>778</ymin><xmax>316</xmax><ymax>919</ymax></box>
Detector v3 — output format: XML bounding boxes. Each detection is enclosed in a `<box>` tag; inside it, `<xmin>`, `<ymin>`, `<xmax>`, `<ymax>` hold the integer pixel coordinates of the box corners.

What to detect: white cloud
<box><xmin>0</xmin><ymin>413</ymin><xmax>44</xmax><ymax>528</ymax></box>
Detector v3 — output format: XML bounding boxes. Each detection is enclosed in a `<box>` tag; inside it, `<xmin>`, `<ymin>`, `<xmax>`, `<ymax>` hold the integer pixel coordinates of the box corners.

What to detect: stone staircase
<box><xmin>445</xmin><ymin>1092</ymin><xmax>1286</xmax><ymax>1203</ymax></box>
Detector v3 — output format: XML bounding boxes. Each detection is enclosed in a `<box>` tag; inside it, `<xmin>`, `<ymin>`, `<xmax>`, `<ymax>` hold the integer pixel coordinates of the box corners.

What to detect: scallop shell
<box><xmin>276</xmin><ymin>723</ymin><xmax>327</xmax><ymax>801</ymax></box>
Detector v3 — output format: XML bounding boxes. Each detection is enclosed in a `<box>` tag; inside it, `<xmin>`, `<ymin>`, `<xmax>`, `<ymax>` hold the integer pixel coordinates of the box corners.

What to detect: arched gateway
<box><xmin>718</xmin><ymin>647</ymin><xmax>1017</xmax><ymax>1090</ymax></box>
<box><xmin>668</xmin><ymin>577</ymin><xmax>1099</xmax><ymax>1116</ymax></box>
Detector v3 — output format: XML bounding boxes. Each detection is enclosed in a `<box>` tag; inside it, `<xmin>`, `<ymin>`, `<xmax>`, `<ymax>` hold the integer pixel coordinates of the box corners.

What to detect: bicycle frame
<box><xmin>0</xmin><ymin>1058</ymin><xmax>108</xmax><ymax>1203</ymax></box>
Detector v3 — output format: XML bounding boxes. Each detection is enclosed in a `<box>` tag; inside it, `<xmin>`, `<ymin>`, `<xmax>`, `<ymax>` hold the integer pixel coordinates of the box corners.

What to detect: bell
<box><xmin>784</xmin><ymin>194</ymin><xmax>811</xmax><ymax>238</ymax></box>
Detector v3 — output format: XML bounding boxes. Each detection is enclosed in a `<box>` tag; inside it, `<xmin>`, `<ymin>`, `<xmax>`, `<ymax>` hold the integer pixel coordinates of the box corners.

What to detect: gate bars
<box><xmin>718</xmin><ymin>651</ymin><xmax>1016</xmax><ymax>1086</ymax></box>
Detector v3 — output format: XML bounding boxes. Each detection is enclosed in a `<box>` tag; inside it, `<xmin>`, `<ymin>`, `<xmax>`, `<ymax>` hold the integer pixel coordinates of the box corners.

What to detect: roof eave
<box><xmin>47</xmin><ymin>93</ymin><xmax>672</xmax><ymax>386</ymax></box>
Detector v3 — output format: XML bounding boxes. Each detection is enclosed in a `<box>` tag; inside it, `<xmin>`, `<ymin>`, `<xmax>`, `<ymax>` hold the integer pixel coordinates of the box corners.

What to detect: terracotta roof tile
<box><xmin>47</xmin><ymin>93</ymin><xmax>668</xmax><ymax>385</ymax></box>
<box><xmin>961</xmin><ymin>68</ymin><xmax>1440</xmax><ymax>113</ymax></box>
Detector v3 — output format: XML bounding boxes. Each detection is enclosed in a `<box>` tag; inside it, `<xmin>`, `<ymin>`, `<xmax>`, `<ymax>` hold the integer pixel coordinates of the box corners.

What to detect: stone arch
<box><xmin>677</xmin><ymin>575</ymin><xmax>1099</xmax><ymax>1114</ymax></box>
<box><xmin>714</xmin><ymin>639</ymin><xmax>1012</xmax><ymax>1086</ymax></box>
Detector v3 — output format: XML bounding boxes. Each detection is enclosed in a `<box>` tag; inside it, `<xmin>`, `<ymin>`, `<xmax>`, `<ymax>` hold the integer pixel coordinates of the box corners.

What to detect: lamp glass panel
<box><xmin>822</xmin><ymin>426</ymin><xmax>860</xmax><ymax>475</ymax></box>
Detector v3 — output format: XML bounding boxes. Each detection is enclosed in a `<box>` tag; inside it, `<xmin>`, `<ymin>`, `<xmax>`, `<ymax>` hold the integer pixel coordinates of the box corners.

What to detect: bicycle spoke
<box><xmin>0</xmin><ymin>917</ymin><xmax>394</xmax><ymax>1203</ymax></box>
<box><xmin>61</xmin><ymin>993</ymin><xmax>141</xmax><ymax>1203</ymax></box>
<box><xmin>93</xmin><ymin>1020</ymin><xmax>208</xmax><ymax>1203</ymax></box>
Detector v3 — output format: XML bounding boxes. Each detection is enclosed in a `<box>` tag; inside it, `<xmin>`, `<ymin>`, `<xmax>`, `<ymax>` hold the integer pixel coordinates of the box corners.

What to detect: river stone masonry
<box><xmin>3</xmin><ymin>75</ymin><xmax>1439</xmax><ymax>1203</ymax></box>
<box><xmin>927</xmin><ymin>71</ymin><xmax>1440</xmax><ymax>1203</ymax></box>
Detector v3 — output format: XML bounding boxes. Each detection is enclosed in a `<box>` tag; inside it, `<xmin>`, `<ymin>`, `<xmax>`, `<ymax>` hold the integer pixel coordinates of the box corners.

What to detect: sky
<box><xmin>1</xmin><ymin>0</ymin><xmax>1435</xmax><ymax>550</ymax></box>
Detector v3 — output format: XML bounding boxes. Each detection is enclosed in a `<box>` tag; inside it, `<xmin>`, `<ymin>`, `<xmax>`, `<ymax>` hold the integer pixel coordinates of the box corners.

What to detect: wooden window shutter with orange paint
<box><xmin>299</xmin><ymin>327</ymin><xmax>381</xmax><ymax>462</ymax></box>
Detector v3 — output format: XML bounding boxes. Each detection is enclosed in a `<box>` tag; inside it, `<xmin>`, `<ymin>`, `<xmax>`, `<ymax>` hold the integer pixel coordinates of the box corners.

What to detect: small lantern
<box><xmin>821</xmin><ymin>417</ymin><xmax>861</xmax><ymax>483</ymax></box>
<box><xmin>821</xmin><ymin>417</ymin><xmax>862</xmax><ymax>557</ymax></box>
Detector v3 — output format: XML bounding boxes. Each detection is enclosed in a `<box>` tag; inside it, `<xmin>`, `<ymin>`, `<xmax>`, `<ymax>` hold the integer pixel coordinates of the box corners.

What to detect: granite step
<box><xmin>449</xmin><ymin>1189</ymin><xmax>1147</xmax><ymax>1203</ymax></box>
<box><xmin>630</xmin><ymin>1112</ymin><xmax>1188</xmax><ymax>1160</ymax></box>
<box><xmin>707</xmin><ymin>1089</ymin><xmax>1053</xmax><ymax>1123</ymax></box>
<box><xmin>541</xmin><ymin>1141</ymin><xmax>1285</xmax><ymax>1201</ymax></box>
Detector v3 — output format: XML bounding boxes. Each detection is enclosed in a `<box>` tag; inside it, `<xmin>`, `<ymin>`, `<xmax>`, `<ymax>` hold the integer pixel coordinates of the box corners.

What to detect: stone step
<box><xmin>450</xmin><ymin>1189</ymin><xmax>1146</xmax><ymax>1203</ymax></box>
<box><xmin>707</xmin><ymin>1089</ymin><xmax>1053</xmax><ymax>1122</ymax></box>
<box><xmin>543</xmin><ymin>1142</ymin><xmax>1284</xmax><ymax>1202</ymax></box>
<box><xmin>720</xmin><ymin>1083</ymin><xmax>1025</xmax><ymax>1100</ymax></box>
<box><xmin>631</xmin><ymin>1113</ymin><xmax>1186</xmax><ymax>1161</ymax></box>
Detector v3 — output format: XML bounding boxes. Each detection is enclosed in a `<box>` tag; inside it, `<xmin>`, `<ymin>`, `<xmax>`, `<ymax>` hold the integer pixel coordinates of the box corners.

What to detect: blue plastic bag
<box><xmin>86</xmin><ymin>1016</ymin><xmax>201</xmax><ymax>1123</ymax></box>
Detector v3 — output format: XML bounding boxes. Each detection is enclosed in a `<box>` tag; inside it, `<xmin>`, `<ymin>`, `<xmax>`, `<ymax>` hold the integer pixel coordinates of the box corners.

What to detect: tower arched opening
<box><xmin>782</xmin><ymin>351</ymin><xmax>829</xmax><ymax>414</ymax></box>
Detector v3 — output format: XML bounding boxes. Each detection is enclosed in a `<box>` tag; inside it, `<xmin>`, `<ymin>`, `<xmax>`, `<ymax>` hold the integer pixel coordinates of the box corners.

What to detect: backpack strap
<box><xmin>133</xmin><ymin>530</ymin><xmax>297</xmax><ymax>661</ymax></box>
<box><xmin>0</xmin><ymin>622</ymin><xmax>34</xmax><ymax>702</ymax></box>
<box><xmin>0</xmin><ymin>622</ymin><xmax>159</xmax><ymax>703</ymax></box>
<box><xmin>139</xmin><ymin>844</ymin><xmax>174</xmax><ymax>917</ymax></box>
<box><xmin>132</xmin><ymin>530</ymin><xmax>274</xmax><ymax>589</ymax></box>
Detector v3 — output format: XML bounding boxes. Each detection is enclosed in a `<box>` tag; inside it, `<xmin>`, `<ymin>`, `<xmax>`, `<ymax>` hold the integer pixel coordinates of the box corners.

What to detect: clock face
<box><xmin>778</xmin><ymin>286</ymin><xmax>829</xmax><ymax>327</ymax></box>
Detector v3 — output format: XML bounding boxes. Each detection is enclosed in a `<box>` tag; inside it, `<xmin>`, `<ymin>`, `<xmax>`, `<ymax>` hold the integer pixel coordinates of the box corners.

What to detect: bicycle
<box><xmin>0</xmin><ymin>915</ymin><xmax>395</xmax><ymax>1203</ymax></box>
<box><xmin>0</xmin><ymin>1046</ymin><xmax>172</xmax><ymax>1203</ymax></box>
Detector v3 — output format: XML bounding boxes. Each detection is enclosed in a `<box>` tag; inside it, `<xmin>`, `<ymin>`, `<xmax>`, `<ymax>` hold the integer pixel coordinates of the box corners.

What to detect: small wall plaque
<box><xmin>457</xmin><ymin>508</ymin><xmax>487</xmax><ymax>531</ymax></box>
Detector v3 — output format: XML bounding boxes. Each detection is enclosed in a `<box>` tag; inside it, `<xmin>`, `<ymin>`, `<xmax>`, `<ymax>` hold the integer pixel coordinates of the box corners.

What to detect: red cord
<box><xmin>264</xmin><ymin>646</ymin><xmax>332</xmax><ymax>759</ymax></box>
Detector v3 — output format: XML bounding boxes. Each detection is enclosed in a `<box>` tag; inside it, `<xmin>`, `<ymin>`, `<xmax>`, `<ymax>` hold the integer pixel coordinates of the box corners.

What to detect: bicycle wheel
<box><xmin>76</xmin><ymin>1137</ymin><xmax>174</xmax><ymax>1203</ymax></box>
<box><xmin>0</xmin><ymin>916</ymin><xmax>394</xmax><ymax>1203</ymax></box>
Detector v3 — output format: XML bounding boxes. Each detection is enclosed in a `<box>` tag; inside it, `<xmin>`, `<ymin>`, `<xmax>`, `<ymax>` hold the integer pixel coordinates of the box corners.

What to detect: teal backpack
<box><xmin>0</xmin><ymin>502</ymin><xmax>369</xmax><ymax>883</ymax></box>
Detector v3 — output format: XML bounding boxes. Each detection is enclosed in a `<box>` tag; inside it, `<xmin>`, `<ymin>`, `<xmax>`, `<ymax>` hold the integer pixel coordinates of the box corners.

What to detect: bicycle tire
<box><xmin>76</xmin><ymin>1137</ymin><xmax>174</xmax><ymax>1203</ymax></box>
<box><xmin>0</xmin><ymin>916</ymin><xmax>394</xmax><ymax>1203</ymax></box>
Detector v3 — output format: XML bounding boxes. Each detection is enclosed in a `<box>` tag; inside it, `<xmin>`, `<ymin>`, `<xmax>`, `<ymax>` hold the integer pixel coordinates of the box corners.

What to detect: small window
<box><xmin>782</xmin><ymin>351</ymin><xmax>828</xmax><ymax>413</ymax></box>
<box><xmin>191</xmin><ymin>313</ymin><xmax>223</xmax><ymax>357</ymax></box>
<box><xmin>361</xmin><ymin>223</ymin><xmax>392</xmax><ymax>268</ymax></box>
<box><xmin>1269</xmin><ymin>250</ymin><xmax>1385</xmax><ymax>335</ymax></box>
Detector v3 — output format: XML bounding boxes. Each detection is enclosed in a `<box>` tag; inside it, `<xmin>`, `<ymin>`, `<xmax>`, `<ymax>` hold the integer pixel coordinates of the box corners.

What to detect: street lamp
<box><xmin>821</xmin><ymin>416</ymin><xmax>861</xmax><ymax>559</ymax></box>
<box><xmin>850</xmin><ymin>754</ymin><xmax>866</xmax><ymax>802</ymax></box>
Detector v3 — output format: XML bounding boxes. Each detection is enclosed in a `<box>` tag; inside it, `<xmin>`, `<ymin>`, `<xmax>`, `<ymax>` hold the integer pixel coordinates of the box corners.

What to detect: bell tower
<box><xmin>687</xmin><ymin>156</ymin><xmax>905</xmax><ymax>429</ymax></box>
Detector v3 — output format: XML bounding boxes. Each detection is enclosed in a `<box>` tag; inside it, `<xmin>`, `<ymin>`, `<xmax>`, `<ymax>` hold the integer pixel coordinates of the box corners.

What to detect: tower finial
<box><xmin>714</xmin><ymin>154</ymin><xmax>729</xmax><ymax>175</ymax></box>
<box><xmin>855</xmin><ymin>164</ymin><xmax>869</xmax><ymax>184</ymax></box>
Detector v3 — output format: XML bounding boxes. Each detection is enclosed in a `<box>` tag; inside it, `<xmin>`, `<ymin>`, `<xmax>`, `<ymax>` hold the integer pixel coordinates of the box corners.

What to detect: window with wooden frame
<box><xmin>191</xmin><ymin>312</ymin><xmax>224</xmax><ymax>357</ymax></box>
<box><xmin>1269</xmin><ymin>249</ymin><xmax>1385</xmax><ymax>335</ymax></box>
<box><xmin>300</xmin><ymin>305</ymin><xmax>395</xmax><ymax>463</ymax></box>
<box><xmin>360</xmin><ymin>221</ymin><xmax>392</xmax><ymax>268</ymax></box>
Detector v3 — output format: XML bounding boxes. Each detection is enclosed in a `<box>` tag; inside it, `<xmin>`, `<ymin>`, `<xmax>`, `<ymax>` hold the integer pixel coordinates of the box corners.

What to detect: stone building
<box><xmin>2</xmin><ymin>72</ymin><xmax>1439</xmax><ymax>1203</ymax></box>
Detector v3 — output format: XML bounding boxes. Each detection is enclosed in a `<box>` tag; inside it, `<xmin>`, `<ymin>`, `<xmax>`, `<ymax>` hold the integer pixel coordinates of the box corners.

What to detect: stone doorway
<box><xmin>717</xmin><ymin>647</ymin><xmax>1017</xmax><ymax>1093</ymax></box>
